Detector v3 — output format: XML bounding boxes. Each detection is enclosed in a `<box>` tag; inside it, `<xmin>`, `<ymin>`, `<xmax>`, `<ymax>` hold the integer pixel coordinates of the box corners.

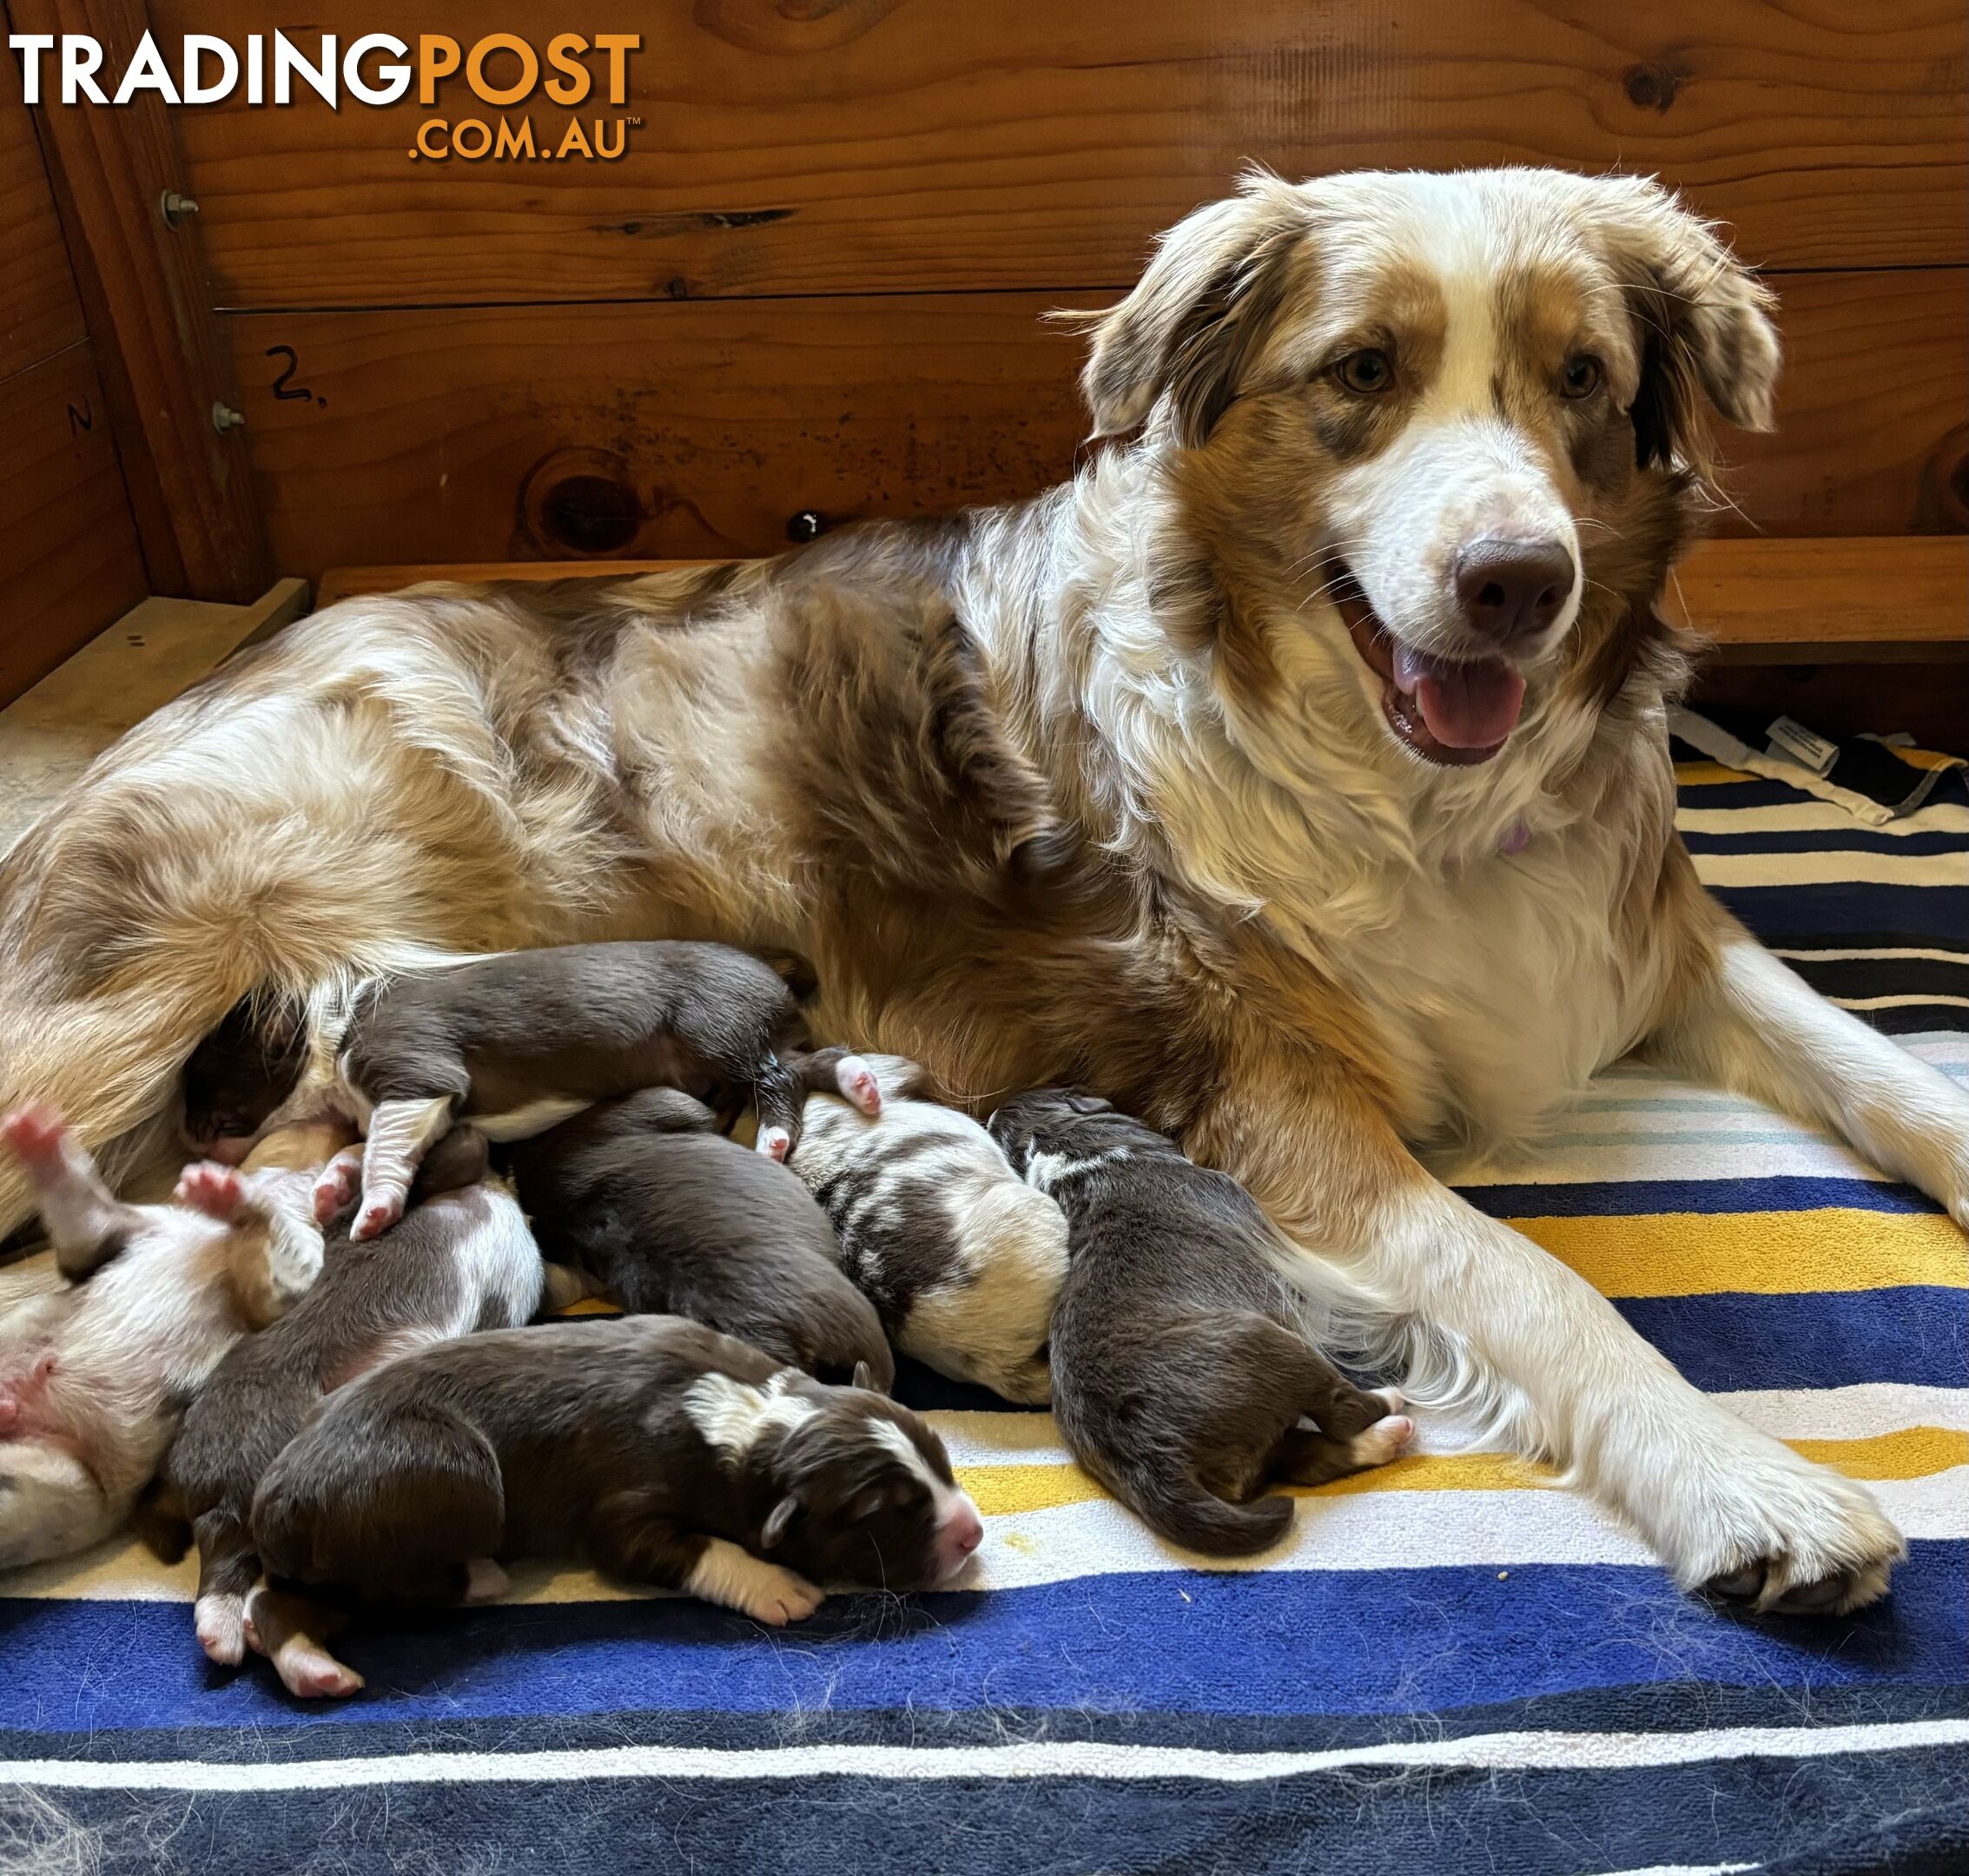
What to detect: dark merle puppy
<box><xmin>505</xmin><ymin>1087</ymin><xmax>895</xmax><ymax>1389</ymax></box>
<box><xmin>314</xmin><ymin>941</ymin><xmax>882</xmax><ymax>1240</ymax></box>
<box><xmin>249</xmin><ymin>1314</ymin><xmax>984</xmax><ymax>1696</ymax></box>
<box><xmin>989</xmin><ymin>1089</ymin><xmax>1412</xmax><ymax>1555</ymax></box>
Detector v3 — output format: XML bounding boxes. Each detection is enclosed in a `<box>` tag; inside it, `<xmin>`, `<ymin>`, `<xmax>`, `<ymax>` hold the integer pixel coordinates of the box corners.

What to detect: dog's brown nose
<box><xmin>1453</xmin><ymin>538</ymin><xmax>1576</xmax><ymax>642</ymax></box>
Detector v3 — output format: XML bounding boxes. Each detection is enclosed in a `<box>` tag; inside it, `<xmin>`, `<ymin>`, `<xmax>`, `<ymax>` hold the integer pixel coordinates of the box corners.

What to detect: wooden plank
<box><xmin>0</xmin><ymin>343</ymin><xmax>150</xmax><ymax>706</ymax></box>
<box><xmin>150</xmin><ymin>0</ymin><xmax>1966</xmax><ymax>310</ymax></box>
<box><xmin>0</xmin><ymin>63</ymin><xmax>87</xmax><ymax>380</ymax></box>
<box><xmin>12</xmin><ymin>0</ymin><xmax>272</xmax><ymax>601</ymax></box>
<box><xmin>317</xmin><ymin>539</ymin><xmax>1966</xmax><ymax>664</ymax></box>
<box><xmin>0</xmin><ymin>578</ymin><xmax>308</xmax><ymax>846</ymax></box>
<box><xmin>226</xmin><ymin>269</ymin><xmax>1966</xmax><ymax>578</ymax></box>
<box><xmin>1669</xmin><ymin>538</ymin><xmax>1967</xmax><ymax>662</ymax></box>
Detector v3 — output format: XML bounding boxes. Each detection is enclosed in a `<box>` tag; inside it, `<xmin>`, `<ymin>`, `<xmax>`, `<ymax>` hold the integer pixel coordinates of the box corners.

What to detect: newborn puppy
<box><xmin>506</xmin><ymin>1089</ymin><xmax>895</xmax><ymax>1390</ymax></box>
<box><xmin>791</xmin><ymin>1055</ymin><xmax>1067</xmax><ymax>1404</ymax></box>
<box><xmin>250</xmin><ymin>1316</ymin><xmax>985</xmax><ymax>1685</ymax></box>
<box><xmin>163</xmin><ymin>1128</ymin><xmax>545</xmax><ymax>1694</ymax></box>
<box><xmin>0</xmin><ymin>1106</ymin><xmax>330</xmax><ymax>1571</ymax></box>
<box><xmin>989</xmin><ymin>1090</ymin><xmax>1411</xmax><ymax>1556</ymax></box>
<box><xmin>181</xmin><ymin>995</ymin><xmax>308</xmax><ymax>1166</ymax></box>
<box><xmin>322</xmin><ymin>941</ymin><xmax>881</xmax><ymax>1239</ymax></box>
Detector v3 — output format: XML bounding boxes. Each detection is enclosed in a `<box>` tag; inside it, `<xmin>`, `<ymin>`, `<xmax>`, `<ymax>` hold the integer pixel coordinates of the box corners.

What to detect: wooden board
<box><xmin>317</xmin><ymin>538</ymin><xmax>1966</xmax><ymax>663</ymax></box>
<box><xmin>227</xmin><ymin>270</ymin><xmax>1967</xmax><ymax>578</ymax></box>
<box><xmin>153</xmin><ymin>0</ymin><xmax>1967</xmax><ymax>310</ymax></box>
<box><xmin>12</xmin><ymin>0</ymin><xmax>272</xmax><ymax>602</ymax></box>
<box><xmin>0</xmin><ymin>343</ymin><xmax>150</xmax><ymax>704</ymax></box>
<box><xmin>0</xmin><ymin>69</ymin><xmax>87</xmax><ymax>380</ymax></box>
<box><xmin>1668</xmin><ymin>538</ymin><xmax>1966</xmax><ymax>662</ymax></box>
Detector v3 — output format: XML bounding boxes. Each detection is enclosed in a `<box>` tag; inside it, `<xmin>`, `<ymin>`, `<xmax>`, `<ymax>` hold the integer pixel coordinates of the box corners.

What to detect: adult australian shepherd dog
<box><xmin>4</xmin><ymin>168</ymin><xmax>1962</xmax><ymax>1612</ymax></box>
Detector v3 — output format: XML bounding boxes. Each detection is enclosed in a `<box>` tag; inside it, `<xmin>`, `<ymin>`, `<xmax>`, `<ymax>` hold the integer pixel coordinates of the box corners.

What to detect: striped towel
<box><xmin>1</xmin><ymin>746</ymin><xmax>1963</xmax><ymax>1876</ymax></box>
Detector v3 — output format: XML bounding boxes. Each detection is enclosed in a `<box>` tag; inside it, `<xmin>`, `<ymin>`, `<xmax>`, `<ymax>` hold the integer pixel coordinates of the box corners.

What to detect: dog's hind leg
<box><xmin>346</xmin><ymin>1096</ymin><xmax>455</xmax><ymax>1239</ymax></box>
<box><xmin>192</xmin><ymin>1509</ymin><xmax>261</xmax><ymax>1666</ymax></box>
<box><xmin>0</xmin><ymin>1106</ymin><xmax>144</xmax><ymax>1280</ymax></box>
<box><xmin>242</xmin><ymin>1586</ymin><xmax>364</xmax><ymax>1699</ymax></box>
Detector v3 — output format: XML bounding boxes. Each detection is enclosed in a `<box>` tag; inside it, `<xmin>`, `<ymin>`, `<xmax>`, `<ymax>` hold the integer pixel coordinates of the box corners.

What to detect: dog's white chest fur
<box><xmin>1321</xmin><ymin>823</ymin><xmax>1670</xmax><ymax>1154</ymax></box>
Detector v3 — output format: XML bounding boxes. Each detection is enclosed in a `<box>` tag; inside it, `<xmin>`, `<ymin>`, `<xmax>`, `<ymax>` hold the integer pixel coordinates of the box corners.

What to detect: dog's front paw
<box><xmin>740</xmin><ymin>1563</ymin><xmax>825</xmax><ymax>1627</ymax></box>
<box><xmin>1641</xmin><ymin>1426</ymin><xmax>1904</xmax><ymax>1616</ymax></box>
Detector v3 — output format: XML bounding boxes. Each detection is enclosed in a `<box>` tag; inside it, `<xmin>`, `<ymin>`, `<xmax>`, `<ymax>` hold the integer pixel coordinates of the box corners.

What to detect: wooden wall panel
<box><xmin>226</xmin><ymin>268</ymin><xmax>1966</xmax><ymax>578</ymax></box>
<box><xmin>0</xmin><ymin>72</ymin><xmax>87</xmax><ymax>382</ymax></box>
<box><xmin>0</xmin><ymin>344</ymin><xmax>150</xmax><ymax>702</ymax></box>
<box><xmin>155</xmin><ymin>0</ymin><xmax>1967</xmax><ymax>311</ymax></box>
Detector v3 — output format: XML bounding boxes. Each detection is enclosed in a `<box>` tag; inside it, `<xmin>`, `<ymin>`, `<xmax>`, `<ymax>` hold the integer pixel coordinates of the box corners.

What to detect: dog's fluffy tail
<box><xmin>1101</xmin><ymin>1461</ymin><xmax>1295</xmax><ymax>1557</ymax></box>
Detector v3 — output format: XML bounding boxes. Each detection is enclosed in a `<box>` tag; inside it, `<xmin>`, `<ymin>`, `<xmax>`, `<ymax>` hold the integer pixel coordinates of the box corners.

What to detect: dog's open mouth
<box><xmin>1332</xmin><ymin>569</ymin><xmax>1526</xmax><ymax>767</ymax></box>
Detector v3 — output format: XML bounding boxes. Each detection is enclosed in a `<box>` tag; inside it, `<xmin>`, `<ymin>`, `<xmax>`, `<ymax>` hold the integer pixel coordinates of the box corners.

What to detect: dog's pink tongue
<box><xmin>1392</xmin><ymin>644</ymin><xmax>1526</xmax><ymax>750</ymax></box>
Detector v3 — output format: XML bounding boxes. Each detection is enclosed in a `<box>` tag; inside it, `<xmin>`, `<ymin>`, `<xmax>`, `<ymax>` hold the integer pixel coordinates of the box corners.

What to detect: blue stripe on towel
<box><xmin>1714</xmin><ymin>884</ymin><xmax>1969</xmax><ymax>943</ymax></box>
<box><xmin>1</xmin><ymin>1544</ymin><xmax>1958</xmax><ymax>1736</ymax></box>
<box><xmin>1460</xmin><ymin>1175</ymin><xmax>1947</xmax><ymax>1219</ymax></box>
<box><xmin>34</xmin><ymin>1738</ymin><xmax>1969</xmax><ymax>1876</ymax></box>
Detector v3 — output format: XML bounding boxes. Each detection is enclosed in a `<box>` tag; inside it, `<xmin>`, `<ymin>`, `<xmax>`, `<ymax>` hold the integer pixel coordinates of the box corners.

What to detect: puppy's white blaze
<box><xmin>865</xmin><ymin>1415</ymin><xmax>980</xmax><ymax>1554</ymax></box>
<box><xmin>473</xmin><ymin>1096</ymin><xmax>591</xmax><ymax>1143</ymax></box>
<box><xmin>1018</xmin><ymin>1144</ymin><xmax>1131</xmax><ymax>1196</ymax></box>
<box><xmin>684</xmin><ymin>1536</ymin><xmax>823</xmax><ymax>1623</ymax></box>
<box><xmin>681</xmin><ymin>1372</ymin><xmax>819</xmax><ymax>1463</ymax></box>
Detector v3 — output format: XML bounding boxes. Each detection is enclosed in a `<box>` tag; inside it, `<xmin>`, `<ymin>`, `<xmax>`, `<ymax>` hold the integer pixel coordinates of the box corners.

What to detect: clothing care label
<box><xmin>1765</xmin><ymin>715</ymin><xmax>1839</xmax><ymax>776</ymax></box>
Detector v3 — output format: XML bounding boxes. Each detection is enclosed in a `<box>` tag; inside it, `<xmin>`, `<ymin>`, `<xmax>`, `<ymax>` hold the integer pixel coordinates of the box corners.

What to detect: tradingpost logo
<box><xmin>7</xmin><ymin>30</ymin><xmax>644</xmax><ymax>162</ymax></box>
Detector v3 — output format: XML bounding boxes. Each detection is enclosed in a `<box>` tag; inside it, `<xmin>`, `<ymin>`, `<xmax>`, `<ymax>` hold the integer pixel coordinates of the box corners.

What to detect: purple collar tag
<box><xmin>1500</xmin><ymin>818</ymin><xmax>1531</xmax><ymax>856</ymax></box>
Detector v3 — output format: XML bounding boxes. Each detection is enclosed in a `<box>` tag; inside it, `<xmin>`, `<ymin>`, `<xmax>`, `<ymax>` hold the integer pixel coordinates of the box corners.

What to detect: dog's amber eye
<box><xmin>1332</xmin><ymin>350</ymin><xmax>1394</xmax><ymax>394</ymax></box>
<box><xmin>1561</xmin><ymin>355</ymin><xmax>1602</xmax><ymax>400</ymax></box>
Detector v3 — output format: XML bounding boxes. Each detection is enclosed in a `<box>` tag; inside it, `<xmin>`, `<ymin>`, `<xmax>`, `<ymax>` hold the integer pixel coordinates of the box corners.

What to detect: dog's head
<box><xmin>1075</xmin><ymin>168</ymin><xmax>1778</xmax><ymax>770</ymax></box>
<box><xmin>753</xmin><ymin>1367</ymin><xmax>983</xmax><ymax>1590</ymax></box>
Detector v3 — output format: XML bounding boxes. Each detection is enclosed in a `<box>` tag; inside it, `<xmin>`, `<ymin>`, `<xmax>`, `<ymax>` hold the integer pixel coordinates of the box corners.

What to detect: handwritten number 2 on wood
<box><xmin>266</xmin><ymin>345</ymin><xmax>326</xmax><ymax>407</ymax></box>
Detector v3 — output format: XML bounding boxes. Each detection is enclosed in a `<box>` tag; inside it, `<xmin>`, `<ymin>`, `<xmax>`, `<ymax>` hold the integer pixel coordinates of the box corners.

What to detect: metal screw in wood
<box><xmin>160</xmin><ymin>190</ymin><xmax>200</xmax><ymax>228</ymax></box>
<box><xmin>211</xmin><ymin>403</ymin><xmax>246</xmax><ymax>435</ymax></box>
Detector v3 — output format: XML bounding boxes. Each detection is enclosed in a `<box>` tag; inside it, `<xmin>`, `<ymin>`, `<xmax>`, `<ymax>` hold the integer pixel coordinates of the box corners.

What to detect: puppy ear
<box><xmin>1583</xmin><ymin>176</ymin><xmax>1781</xmax><ymax>473</ymax></box>
<box><xmin>1067</xmin><ymin>169</ymin><xmax>1307</xmax><ymax>447</ymax></box>
<box><xmin>760</xmin><ymin>1495</ymin><xmax>801</xmax><ymax>1549</ymax></box>
<box><xmin>850</xmin><ymin>1360</ymin><xmax>877</xmax><ymax>1393</ymax></box>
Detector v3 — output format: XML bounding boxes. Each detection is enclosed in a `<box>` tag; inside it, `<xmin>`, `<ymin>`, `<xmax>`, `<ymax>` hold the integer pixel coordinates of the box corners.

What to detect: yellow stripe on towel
<box><xmin>1673</xmin><ymin>761</ymin><xmax>1754</xmax><ymax>786</ymax></box>
<box><xmin>1510</xmin><ymin>1209</ymin><xmax>1968</xmax><ymax>1298</ymax></box>
<box><xmin>956</xmin><ymin>1428</ymin><xmax>1969</xmax><ymax>1516</ymax></box>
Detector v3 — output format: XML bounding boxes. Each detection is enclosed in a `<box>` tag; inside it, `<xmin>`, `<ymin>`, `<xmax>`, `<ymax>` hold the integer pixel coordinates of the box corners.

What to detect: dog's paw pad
<box><xmin>350</xmin><ymin>1196</ymin><xmax>401</xmax><ymax>1241</ymax></box>
<box><xmin>276</xmin><ymin>1643</ymin><xmax>365</xmax><ymax>1700</ymax></box>
<box><xmin>195</xmin><ymin>1595</ymin><xmax>247</xmax><ymax>1665</ymax></box>
<box><xmin>835</xmin><ymin>1056</ymin><xmax>882</xmax><ymax>1117</ymax></box>
<box><xmin>0</xmin><ymin>1105</ymin><xmax>67</xmax><ymax>1164</ymax></box>
<box><xmin>175</xmin><ymin>1162</ymin><xmax>246</xmax><ymax>1220</ymax></box>
<box><xmin>757</xmin><ymin>1126</ymin><xmax>792</xmax><ymax>1164</ymax></box>
<box><xmin>1351</xmin><ymin>1415</ymin><xmax>1414</xmax><ymax>1466</ymax></box>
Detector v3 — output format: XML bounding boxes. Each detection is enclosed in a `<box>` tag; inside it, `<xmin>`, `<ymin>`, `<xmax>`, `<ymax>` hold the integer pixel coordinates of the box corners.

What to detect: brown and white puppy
<box><xmin>0</xmin><ymin>1106</ymin><xmax>330</xmax><ymax>1571</ymax></box>
<box><xmin>318</xmin><ymin>941</ymin><xmax>881</xmax><ymax>1239</ymax></box>
<box><xmin>990</xmin><ymin>1088</ymin><xmax>1411</xmax><ymax>1554</ymax></box>
<box><xmin>3</xmin><ymin>170</ymin><xmax>1945</xmax><ymax>1614</ymax></box>
<box><xmin>162</xmin><ymin>1127</ymin><xmax>545</xmax><ymax>1695</ymax></box>
<box><xmin>248</xmin><ymin>1315</ymin><xmax>984</xmax><ymax>1684</ymax></box>
<box><xmin>505</xmin><ymin>1087</ymin><xmax>895</xmax><ymax>1388</ymax></box>
<box><xmin>790</xmin><ymin>1054</ymin><xmax>1067</xmax><ymax>1404</ymax></box>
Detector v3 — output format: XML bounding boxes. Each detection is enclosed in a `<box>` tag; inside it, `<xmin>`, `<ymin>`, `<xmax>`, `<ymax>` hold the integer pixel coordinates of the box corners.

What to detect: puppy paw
<box><xmin>743</xmin><ymin>1565</ymin><xmax>825</xmax><ymax>1627</ymax></box>
<box><xmin>464</xmin><ymin>1558</ymin><xmax>510</xmax><ymax>1604</ymax></box>
<box><xmin>1349</xmin><ymin>1414</ymin><xmax>1415</xmax><ymax>1468</ymax></box>
<box><xmin>311</xmin><ymin>1146</ymin><xmax>364</xmax><ymax>1225</ymax></box>
<box><xmin>756</xmin><ymin>1125</ymin><xmax>792</xmax><ymax>1164</ymax></box>
<box><xmin>272</xmin><ymin>1640</ymin><xmax>366</xmax><ymax>1700</ymax></box>
<box><xmin>194</xmin><ymin>1593</ymin><xmax>247</xmax><ymax>1666</ymax></box>
<box><xmin>833</xmin><ymin>1055</ymin><xmax>882</xmax><ymax>1118</ymax></box>
<box><xmin>175</xmin><ymin>1162</ymin><xmax>246</xmax><ymax>1222</ymax></box>
<box><xmin>0</xmin><ymin>1103</ymin><xmax>67</xmax><ymax>1167</ymax></box>
<box><xmin>350</xmin><ymin>1193</ymin><xmax>404</xmax><ymax>1241</ymax></box>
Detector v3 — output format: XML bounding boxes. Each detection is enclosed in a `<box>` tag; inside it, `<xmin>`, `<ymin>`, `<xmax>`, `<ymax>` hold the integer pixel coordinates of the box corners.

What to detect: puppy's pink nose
<box><xmin>942</xmin><ymin>1496</ymin><xmax>984</xmax><ymax>1569</ymax></box>
<box><xmin>1453</xmin><ymin>538</ymin><xmax>1575</xmax><ymax>643</ymax></box>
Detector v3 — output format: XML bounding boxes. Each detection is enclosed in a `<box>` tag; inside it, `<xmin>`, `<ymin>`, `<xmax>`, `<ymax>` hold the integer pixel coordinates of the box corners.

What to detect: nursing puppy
<box><xmin>991</xmin><ymin>1089</ymin><xmax>1411</xmax><ymax>1554</ymax></box>
<box><xmin>321</xmin><ymin>941</ymin><xmax>882</xmax><ymax>1239</ymax></box>
<box><xmin>162</xmin><ymin>1128</ymin><xmax>542</xmax><ymax>1694</ymax></box>
<box><xmin>251</xmin><ymin>1316</ymin><xmax>985</xmax><ymax>1660</ymax></box>
<box><xmin>0</xmin><ymin>1106</ymin><xmax>330</xmax><ymax>1571</ymax></box>
<box><xmin>506</xmin><ymin>1088</ymin><xmax>894</xmax><ymax>1388</ymax></box>
<box><xmin>792</xmin><ymin>1054</ymin><xmax>1067</xmax><ymax>1404</ymax></box>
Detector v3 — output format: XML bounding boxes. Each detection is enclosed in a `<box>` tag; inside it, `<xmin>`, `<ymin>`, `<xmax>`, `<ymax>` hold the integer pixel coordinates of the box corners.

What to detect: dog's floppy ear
<box><xmin>1069</xmin><ymin>170</ymin><xmax>1307</xmax><ymax>447</ymax></box>
<box><xmin>1583</xmin><ymin>176</ymin><xmax>1781</xmax><ymax>474</ymax></box>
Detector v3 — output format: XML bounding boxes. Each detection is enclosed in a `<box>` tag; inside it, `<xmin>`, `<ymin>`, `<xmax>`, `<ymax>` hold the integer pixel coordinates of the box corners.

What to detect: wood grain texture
<box><xmin>12</xmin><ymin>0</ymin><xmax>271</xmax><ymax>600</ymax></box>
<box><xmin>151</xmin><ymin>0</ymin><xmax>1968</xmax><ymax>309</ymax></box>
<box><xmin>0</xmin><ymin>343</ymin><xmax>150</xmax><ymax>706</ymax></box>
<box><xmin>1669</xmin><ymin>538</ymin><xmax>1966</xmax><ymax>661</ymax></box>
<box><xmin>227</xmin><ymin>269</ymin><xmax>1966</xmax><ymax>578</ymax></box>
<box><xmin>0</xmin><ymin>64</ymin><xmax>87</xmax><ymax>382</ymax></box>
